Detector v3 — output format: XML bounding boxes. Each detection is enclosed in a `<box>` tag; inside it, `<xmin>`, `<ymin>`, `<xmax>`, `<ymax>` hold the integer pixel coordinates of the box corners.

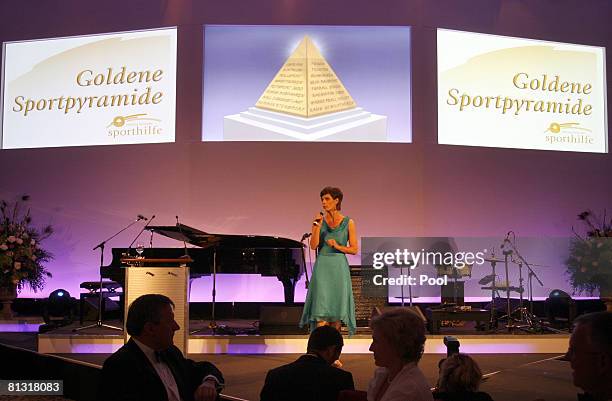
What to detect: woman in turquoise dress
<box><xmin>300</xmin><ymin>186</ymin><xmax>357</xmax><ymax>335</ymax></box>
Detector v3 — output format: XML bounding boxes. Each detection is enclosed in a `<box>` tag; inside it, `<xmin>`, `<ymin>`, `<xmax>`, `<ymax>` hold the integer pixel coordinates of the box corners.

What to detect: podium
<box><xmin>123</xmin><ymin>258</ymin><xmax>192</xmax><ymax>354</ymax></box>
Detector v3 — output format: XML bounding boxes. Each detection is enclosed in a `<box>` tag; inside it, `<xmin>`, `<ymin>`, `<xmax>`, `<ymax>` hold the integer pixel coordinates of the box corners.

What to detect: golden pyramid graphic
<box><xmin>255</xmin><ymin>36</ymin><xmax>357</xmax><ymax>118</ymax></box>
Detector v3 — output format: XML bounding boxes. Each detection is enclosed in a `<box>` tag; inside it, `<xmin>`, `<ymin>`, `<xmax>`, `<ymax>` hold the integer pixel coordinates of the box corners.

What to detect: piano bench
<box><xmin>79</xmin><ymin>282</ymin><xmax>123</xmax><ymax>325</ymax></box>
<box><xmin>80</xmin><ymin>281</ymin><xmax>122</xmax><ymax>293</ymax></box>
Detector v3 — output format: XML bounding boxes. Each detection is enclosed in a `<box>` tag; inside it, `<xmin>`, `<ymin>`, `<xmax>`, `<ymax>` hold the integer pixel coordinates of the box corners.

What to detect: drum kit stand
<box><xmin>480</xmin><ymin>232</ymin><xmax>562</xmax><ymax>333</ymax></box>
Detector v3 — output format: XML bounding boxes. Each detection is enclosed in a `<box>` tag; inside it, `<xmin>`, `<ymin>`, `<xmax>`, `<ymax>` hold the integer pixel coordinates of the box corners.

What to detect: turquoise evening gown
<box><xmin>299</xmin><ymin>216</ymin><xmax>356</xmax><ymax>335</ymax></box>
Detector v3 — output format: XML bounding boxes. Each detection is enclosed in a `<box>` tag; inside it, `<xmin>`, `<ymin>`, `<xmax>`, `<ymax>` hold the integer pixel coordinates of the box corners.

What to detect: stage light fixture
<box><xmin>545</xmin><ymin>289</ymin><xmax>575</xmax><ymax>330</ymax></box>
<box><xmin>40</xmin><ymin>289</ymin><xmax>75</xmax><ymax>333</ymax></box>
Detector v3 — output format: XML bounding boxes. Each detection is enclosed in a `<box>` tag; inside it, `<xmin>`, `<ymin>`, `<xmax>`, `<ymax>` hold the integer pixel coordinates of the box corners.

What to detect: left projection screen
<box><xmin>0</xmin><ymin>28</ymin><xmax>177</xmax><ymax>149</ymax></box>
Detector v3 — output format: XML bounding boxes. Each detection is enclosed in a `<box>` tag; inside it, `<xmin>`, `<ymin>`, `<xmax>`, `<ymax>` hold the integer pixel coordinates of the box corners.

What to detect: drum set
<box><xmin>478</xmin><ymin>232</ymin><xmax>560</xmax><ymax>333</ymax></box>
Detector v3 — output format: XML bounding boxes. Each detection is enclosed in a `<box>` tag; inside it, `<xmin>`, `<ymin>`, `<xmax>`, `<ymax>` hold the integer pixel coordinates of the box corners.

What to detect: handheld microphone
<box><xmin>313</xmin><ymin>211</ymin><xmax>324</xmax><ymax>227</ymax></box>
<box><xmin>175</xmin><ymin>215</ymin><xmax>190</xmax><ymax>258</ymax></box>
<box><xmin>301</xmin><ymin>232</ymin><xmax>312</xmax><ymax>241</ymax></box>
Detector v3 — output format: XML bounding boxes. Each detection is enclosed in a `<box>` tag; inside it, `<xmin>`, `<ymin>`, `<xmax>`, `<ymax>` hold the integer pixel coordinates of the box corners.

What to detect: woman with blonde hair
<box><xmin>433</xmin><ymin>353</ymin><xmax>494</xmax><ymax>401</ymax></box>
<box><xmin>367</xmin><ymin>308</ymin><xmax>433</xmax><ymax>401</ymax></box>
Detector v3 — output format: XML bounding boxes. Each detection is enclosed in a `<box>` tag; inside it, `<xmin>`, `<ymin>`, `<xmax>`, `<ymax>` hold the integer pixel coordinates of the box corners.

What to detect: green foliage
<box><xmin>566</xmin><ymin>210</ymin><xmax>612</xmax><ymax>295</ymax></box>
<box><xmin>0</xmin><ymin>195</ymin><xmax>53</xmax><ymax>292</ymax></box>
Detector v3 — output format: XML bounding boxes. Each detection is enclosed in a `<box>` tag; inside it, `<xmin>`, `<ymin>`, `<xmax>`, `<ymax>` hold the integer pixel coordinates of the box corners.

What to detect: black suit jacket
<box><xmin>260</xmin><ymin>354</ymin><xmax>355</xmax><ymax>401</ymax></box>
<box><xmin>98</xmin><ymin>338</ymin><xmax>224</xmax><ymax>401</ymax></box>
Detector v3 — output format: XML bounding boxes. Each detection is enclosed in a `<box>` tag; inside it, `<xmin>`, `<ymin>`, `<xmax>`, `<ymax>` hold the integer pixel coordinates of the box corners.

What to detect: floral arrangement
<box><xmin>0</xmin><ymin>195</ymin><xmax>53</xmax><ymax>292</ymax></box>
<box><xmin>565</xmin><ymin>210</ymin><xmax>612</xmax><ymax>295</ymax></box>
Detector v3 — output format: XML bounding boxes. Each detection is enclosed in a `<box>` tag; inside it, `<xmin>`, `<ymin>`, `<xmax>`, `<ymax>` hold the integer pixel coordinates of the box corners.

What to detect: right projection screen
<box><xmin>437</xmin><ymin>29</ymin><xmax>607</xmax><ymax>153</ymax></box>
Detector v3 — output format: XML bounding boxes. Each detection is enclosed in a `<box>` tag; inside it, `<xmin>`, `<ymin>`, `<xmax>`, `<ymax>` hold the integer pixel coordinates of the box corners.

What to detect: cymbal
<box><xmin>481</xmin><ymin>286</ymin><xmax>524</xmax><ymax>293</ymax></box>
<box><xmin>478</xmin><ymin>274</ymin><xmax>496</xmax><ymax>285</ymax></box>
<box><xmin>514</xmin><ymin>262</ymin><xmax>549</xmax><ymax>267</ymax></box>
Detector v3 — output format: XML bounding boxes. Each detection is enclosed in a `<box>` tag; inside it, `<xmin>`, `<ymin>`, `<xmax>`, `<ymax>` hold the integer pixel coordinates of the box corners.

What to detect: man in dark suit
<box><xmin>260</xmin><ymin>325</ymin><xmax>355</xmax><ymax>401</ymax></box>
<box><xmin>566</xmin><ymin>311</ymin><xmax>612</xmax><ymax>401</ymax></box>
<box><xmin>99</xmin><ymin>294</ymin><xmax>224</xmax><ymax>401</ymax></box>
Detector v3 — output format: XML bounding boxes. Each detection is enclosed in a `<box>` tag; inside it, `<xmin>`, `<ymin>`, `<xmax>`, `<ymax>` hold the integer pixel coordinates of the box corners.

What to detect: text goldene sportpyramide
<box><xmin>255</xmin><ymin>36</ymin><xmax>356</xmax><ymax>118</ymax></box>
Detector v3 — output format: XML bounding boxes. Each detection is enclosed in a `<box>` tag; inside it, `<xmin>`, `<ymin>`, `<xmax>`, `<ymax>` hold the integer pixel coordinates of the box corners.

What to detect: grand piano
<box><xmin>101</xmin><ymin>224</ymin><xmax>306</xmax><ymax>304</ymax></box>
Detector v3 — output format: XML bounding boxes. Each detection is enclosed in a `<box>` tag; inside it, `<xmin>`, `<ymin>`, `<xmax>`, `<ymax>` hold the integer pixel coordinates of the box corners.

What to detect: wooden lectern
<box><xmin>122</xmin><ymin>257</ymin><xmax>192</xmax><ymax>354</ymax></box>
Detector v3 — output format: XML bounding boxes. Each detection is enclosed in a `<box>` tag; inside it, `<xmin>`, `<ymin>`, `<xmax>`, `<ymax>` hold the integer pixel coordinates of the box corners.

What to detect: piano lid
<box><xmin>147</xmin><ymin>224</ymin><xmax>214</xmax><ymax>243</ymax></box>
<box><xmin>147</xmin><ymin>224</ymin><xmax>303</xmax><ymax>249</ymax></box>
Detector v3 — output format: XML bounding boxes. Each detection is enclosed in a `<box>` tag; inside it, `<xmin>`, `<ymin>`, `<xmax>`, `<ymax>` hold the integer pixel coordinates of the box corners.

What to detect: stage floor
<box><xmin>14</xmin><ymin>318</ymin><xmax>571</xmax><ymax>355</ymax></box>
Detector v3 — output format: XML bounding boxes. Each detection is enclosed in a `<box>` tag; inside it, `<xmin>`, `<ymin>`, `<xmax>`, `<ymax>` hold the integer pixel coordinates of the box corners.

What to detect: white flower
<box><xmin>30</xmin><ymin>239</ymin><xmax>36</xmax><ymax>246</ymax></box>
<box><xmin>30</xmin><ymin>255</ymin><xmax>37</xmax><ymax>261</ymax></box>
<box><xmin>15</xmin><ymin>238</ymin><xmax>23</xmax><ymax>245</ymax></box>
<box><xmin>7</xmin><ymin>236</ymin><xmax>16</xmax><ymax>243</ymax></box>
<box><xmin>0</xmin><ymin>244</ymin><xmax>8</xmax><ymax>251</ymax></box>
<box><xmin>14</xmin><ymin>262</ymin><xmax>21</xmax><ymax>270</ymax></box>
<box><xmin>22</xmin><ymin>233</ymin><xmax>29</xmax><ymax>239</ymax></box>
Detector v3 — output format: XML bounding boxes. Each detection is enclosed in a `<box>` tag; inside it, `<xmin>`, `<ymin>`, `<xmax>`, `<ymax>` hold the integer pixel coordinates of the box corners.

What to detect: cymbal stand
<box><xmin>487</xmin><ymin>256</ymin><xmax>498</xmax><ymax>328</ymax></box>
<box><xmin>74</xmin><ymin>217</ymin><xmax>144</xmax><ymax>332</ymax></box>
<box><xmin>498</xmin><ymin>246</ymin><xmax>514</xmax><ymax>332</ymax></box>
<box><xmin>528</xmin><ymin>269</ymin><xmax>535</xmax><ymax>315</ymax></box>
<box><xmin>506</xmin><ymin>240</ymin><xmax>561</xmax><ymax>332</ymax></box>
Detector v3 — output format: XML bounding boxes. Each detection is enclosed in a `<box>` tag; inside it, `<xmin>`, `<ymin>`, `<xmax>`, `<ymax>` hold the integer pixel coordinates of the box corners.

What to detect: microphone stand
<box><xmin>300</xmin><ymin>233</ymin><xmax>311</xmax><ymax>289</ymax></box>
<box><xmin>128</xmin><ymin>215</ymin><xmax>156</xmax><ymax>251</ymax></box>
<box><xmin>495</xmin><ymin>232</ymin><xmax>514</xmax><ymax>332</ymax></box>
<box><xmin>506</xmin><ymin>240</ymin><xmax>553</xmax><ymax>332</ymax></box>
<box><xmin>74</xmin><ymin>216</ymin><xmax>145</xmax><ymax>332</ymax></box>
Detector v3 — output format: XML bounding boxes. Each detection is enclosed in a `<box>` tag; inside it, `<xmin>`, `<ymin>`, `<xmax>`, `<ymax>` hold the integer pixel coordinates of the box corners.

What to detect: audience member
<box><xmin>99</xmin><ymin>294</ymin><xmax>224</xmax><ymax>401</ymax></box>
<box><xmin>260</xmin><ymin>325</ymin><xmax>354</xmax><ymax>401</ymax></box>
<box><xmin>367</xmin><ymin>308</ymin><xmax>433</xmax><ymax>401</ymax></box>
<box><xmin>432</xmin><ymin>353</ymin><xmax>493</xmax><ymax>401</ymax></box>
<box><xmin>566</xmin><ymin>311</ymin><xmax>612</xmax><ymax>401</ymax></box>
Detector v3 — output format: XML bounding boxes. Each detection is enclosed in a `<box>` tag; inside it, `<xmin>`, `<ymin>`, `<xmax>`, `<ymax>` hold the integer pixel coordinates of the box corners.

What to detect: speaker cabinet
<box><xmin>259</xmin><ymin>305</ymin><xmax>308</xmax><ymax>334</ymax></box>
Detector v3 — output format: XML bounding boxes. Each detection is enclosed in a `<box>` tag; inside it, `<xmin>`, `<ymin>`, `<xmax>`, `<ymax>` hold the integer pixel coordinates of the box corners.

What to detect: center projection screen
<box><xmin>202</xmin><ymin>25</ymin><xmax>412</xmax><ymax>143</ymax></box>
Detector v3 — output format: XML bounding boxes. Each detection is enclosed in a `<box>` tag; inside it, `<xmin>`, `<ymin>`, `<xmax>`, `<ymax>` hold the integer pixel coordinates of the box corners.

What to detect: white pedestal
<box><xmin>223</xmin><ymin>107</ymin><xmax>387</xmax><ymax>141</ymax></box>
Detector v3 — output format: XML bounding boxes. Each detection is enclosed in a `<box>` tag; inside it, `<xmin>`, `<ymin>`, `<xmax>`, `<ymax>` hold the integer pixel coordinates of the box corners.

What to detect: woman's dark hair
<box><xmin>320</xmin><ymin>187</ymin><xmax>343</xmax><ymax>210</ymax></box>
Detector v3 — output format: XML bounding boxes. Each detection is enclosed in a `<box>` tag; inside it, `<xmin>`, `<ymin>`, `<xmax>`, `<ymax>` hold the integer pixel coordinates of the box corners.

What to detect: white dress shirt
<box><xmin>367</xmin><ymin>362</ymin><xmax>434</xmax><ymax>401</ymax></box>
<box><xmin>133</xmin><ymin>338</ymin><xmax>182</xmax><ymax>401</ymax></box>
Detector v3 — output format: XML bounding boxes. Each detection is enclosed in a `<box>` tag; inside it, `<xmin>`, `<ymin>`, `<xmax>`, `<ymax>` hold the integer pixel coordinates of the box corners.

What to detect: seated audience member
<box><xmin>368</xmin><ymin>308</ymin><xmax>434</xmax><ymax>401</ymax></box>
<box><xmin>99</xmin><ymin>294</ymin><xmax>224</xmax><ymax>401</ymax></box>
<box><xmin>566</xmin><ymin>311</ymin><xmax>612</xmax><ymax>401</ymax></box>
<box><xmin>432</xmin><ymin>353</ymin><xmax>494</xmax><ymax>401</ymax></box>
<box><xmin>260</xmin><ymin>325</ymin><xmax>355</xmax><ymax>401</ymax></box>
